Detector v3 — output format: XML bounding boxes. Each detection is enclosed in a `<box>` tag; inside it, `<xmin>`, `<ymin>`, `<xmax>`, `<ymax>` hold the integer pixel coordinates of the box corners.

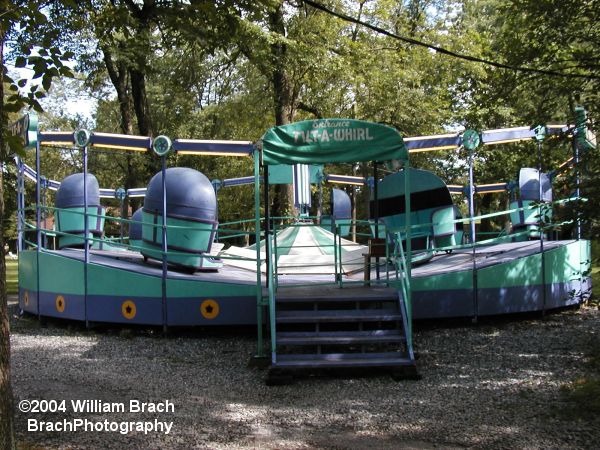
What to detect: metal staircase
<box><xmin>266</xmin><ymin>284</ymin><xmax>417</xmax><ymax>384</ymax></box>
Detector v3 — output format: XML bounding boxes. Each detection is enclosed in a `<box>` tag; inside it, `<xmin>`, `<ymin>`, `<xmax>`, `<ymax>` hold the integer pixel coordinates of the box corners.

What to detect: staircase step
<box><xmin>276</xmin><ymin>309</ymin><xmax>402</xmax><ymax>323</ymax></box>
<box><xmin>275</xmin><ymin>286</ymin><xmax>398</xmax><ymax>303</ymax></box>
<box><xmin>277</xmin><ymin>330</ymin><xmax>404</xmax><ymax>346</ymax></box>
<box><xmin>272</xmin><ymin>352</ymin><xmax>414</xmax><ymax>369</ymax></box>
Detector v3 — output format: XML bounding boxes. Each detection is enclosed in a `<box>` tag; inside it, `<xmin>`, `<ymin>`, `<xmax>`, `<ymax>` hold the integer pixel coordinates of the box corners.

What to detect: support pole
<box><xmin>254</xmin><ymin>150</ymin><xmax>264</xmax><ymax>358</ymax></box>
<box><xmin>317</xmin><ymin>174</ymin><xmax>323</xmax><ymax>225</ymax></box>
<box><xmin>373</xmin><ymin>162</ymin><xmax>380</xmax><ymax>280</ymax></box>
<box><xmin>35</xmin><ymin>140</ymin><xmax>41</xmax><ymax>320</ymax></box>
<box><xmin>17</xmin><ymin>158</ymin><xmax>24</xmax><ymax>252</ymax></box>
<box><xmin>462</xmin><ymin>130</ymin><xmax>481</xmax><ymax>322</ymax></box>
<box><xmin>469</xmin><ymin>147</ymin><xmax>478</xmax><ymax>321</ymax></box>
<box><xmin>574</xmin><ymin>134</ymin><xmax>582</xmax><ymax>241</ymax></box>
<box><xmin>264</xmin><ymin>165</ymin><xmax>270</xmax><ymax>290</ymax></box>
<box><xmin>40</xmin><ymin>177</ymin><xmax>46</xmax><ymax>249</ymax></box>
<box><xmin>468</xmin><ymin>150</ymin><xmax>476</xmax><ymax>245</ymax></box>
<box><xmin>161</xmin><ymin>156</ymin><xmax>168</xmax><ymax>334</ymax></box>
<box><xmin>535</xmin><ymin>128</ymin><xmax>547</xmax><ymax>316</ymax></box>
<box><xmin>83</xmin><ymin>144</ymin><xmax>89</xmax><ymax>327</ymax></box>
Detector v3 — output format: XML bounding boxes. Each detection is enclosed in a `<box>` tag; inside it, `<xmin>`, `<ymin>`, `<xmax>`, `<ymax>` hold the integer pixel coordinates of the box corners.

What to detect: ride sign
<box><xmin>260</xmin><ymin>118</ymin><xmax>407</xmax><ymax>165</ymax></box>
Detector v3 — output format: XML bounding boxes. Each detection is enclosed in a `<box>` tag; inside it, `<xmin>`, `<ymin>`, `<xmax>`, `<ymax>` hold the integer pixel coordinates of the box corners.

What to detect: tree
<box><xmin>0</xmin><ymin>1</ymin><xmax>73</xmax><ymax>448</ymax></box>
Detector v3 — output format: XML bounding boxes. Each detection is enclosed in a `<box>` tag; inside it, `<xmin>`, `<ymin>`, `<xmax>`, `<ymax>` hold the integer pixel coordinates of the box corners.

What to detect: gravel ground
<box><xmin>8</xmin><ymin>295</ymin><xmax>600</xmax><ymax>449</ymax></box>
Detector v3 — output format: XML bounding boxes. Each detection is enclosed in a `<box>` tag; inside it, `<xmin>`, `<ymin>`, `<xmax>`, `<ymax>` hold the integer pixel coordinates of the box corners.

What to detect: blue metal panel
<box><xmin>447</xmin><ymin>185</ymin><xmax>465</xmax><ymax>194</ymax></box>
<box><xmin>19</xmin><ymin>287</ymin><xmax>38</xmax><ymax>315</ymax></box>
<box><xmin>86</xmin><ymin>295</ymin><xmax>164</xmax><ymax>325</ymax></box>
<box><xmin>326</xmin><ymin>174</ymin><xmax>366</xmax><ymax>185</ymax></box>
<box><xmin>331</xmin><ymin>188</ymin><xmax>351</xmax><ymax>220</ymax></box>
<box><xmin>47</xmin><ymin>180</ymin><xmax>61</xmax><ymax>190</ymax></box>
<box><xmin>544</xmin><ymin>280</ymin><xmax>587</xmax><ymax>309</ymax></box>
<box><xmin>39</xmin><ymin>131</ymin><xmax>75</xmax><ymax>145</ymax></box>
<box><xmin>293</xmin><ymin>164</ymin><xmax>311</xmax><ymax>208</ymax></box>
<box><xmin>129</xmin><ymin>208</ymin><xmax>143</xmax><ymax>241</ymax></box>
<box><xmin>519</xmin><ymin>168</ymin><xmax>552</xmax><ymax>201</ymax></box>
<box><xmin>127</xmin><ymin>188</ymin><xmax>147</xmax><ymax>198</ymax></box>
<box><xmin>476</xmin><ymin>183</ymin><xmax>509</xmax><ymax>193</ymax></box>
<box><xmin>172</xmin><ymin>140</ymin><xmax>253</xmax><ymax>154</ymax></box>
<box><xmin>412</xmin><ymin>288</ymin><xmax>475</xmax><ymax>319</ymax></box>
<box><xmin>404</xmin><ymin>135</ymin><xmax>461</xmax><ymax>151</ymax></box>
<box><xmin>38</xmin><ymin>291</ymin><xmax>85</xmax><ymax>321</ymax></box>
<box><xmin>56</xmin><ymin>173</ymin><xmax>101</xmax><ymax>208</ymax></box>
<box><xmin>144</xmin><ymin>167</ymin><xmax>217</xmax><ymax>221</ymax></box>
<box><xmin>481</xmin><ymin>128</ymin><xmax>534</xmax><ymax>145</ymax></box>
<box><xmin>99</xmin><ymin>188</ymin><xmax>117</xmax><ymax>198</ymax></box>
<box><xmin>222</xmin><ymin>176</ymin><xmax>258</xmax><ymax>187</ymax></box>
<box><xmin>477</xmin><ymin>284</ymin><xmax>544</xmax><ymax>315</ymax></box>
<box><xmin>167</xmin><ymin>296</ymin><xmax>257</xmax><ymax>326</ymax></box>
<box><xmin>90</xmin><ymin>132</ymin><xmax>152</xmax><ymax>150</ymax></box>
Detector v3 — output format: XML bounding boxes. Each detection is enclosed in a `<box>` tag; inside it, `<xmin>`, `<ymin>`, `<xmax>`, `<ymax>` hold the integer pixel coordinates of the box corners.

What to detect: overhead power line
<box><xmin>302</xmin><ymin>0</ymin><xmax>600</xmax><ymax>81</ymax></box>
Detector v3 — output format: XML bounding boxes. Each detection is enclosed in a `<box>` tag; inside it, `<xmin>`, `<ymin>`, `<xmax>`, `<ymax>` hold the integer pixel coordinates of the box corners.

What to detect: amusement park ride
<box><xmin>11</xmin><ymin>108</ymin><xmax>594</xmax><ymax>381</ymax></box>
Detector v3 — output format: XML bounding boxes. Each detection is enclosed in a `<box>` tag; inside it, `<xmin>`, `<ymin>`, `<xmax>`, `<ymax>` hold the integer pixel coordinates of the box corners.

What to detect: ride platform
<box><xmin>17</xmin><ymin>239</ymin><xmax>590</xmax><ymax>326</ymax></box>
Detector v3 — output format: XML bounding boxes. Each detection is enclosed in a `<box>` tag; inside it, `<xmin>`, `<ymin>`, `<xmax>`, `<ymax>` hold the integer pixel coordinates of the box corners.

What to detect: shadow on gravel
<box><xmin>9</xmin><ymin>294</ymin><xmax>600</xmax><ymax>449</ymax></box>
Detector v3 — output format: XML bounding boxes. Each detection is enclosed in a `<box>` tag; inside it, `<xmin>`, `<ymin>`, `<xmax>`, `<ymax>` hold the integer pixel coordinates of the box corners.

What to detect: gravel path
<box><xmin>8</xmin><ymin>296</ymin><xmax>600</xmax><ymax>449</ymax></box>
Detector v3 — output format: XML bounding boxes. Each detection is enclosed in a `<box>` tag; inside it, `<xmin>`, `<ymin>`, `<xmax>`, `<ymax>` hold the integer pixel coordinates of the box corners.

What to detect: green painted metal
<box><xmin>261</xmin><ymin>119</ymin><xmax>408</xmax><ymax>165</ymax></box>
<box><xmin>478</xmin><ymin>254</ymin><xmax>542</xmax><ymax>289</ymax></box>
<box><xmin>18</xmin><ymin>251</ymin><xmax>38</xmax><ymax>291</ymax></box>
<box><xmin>268</xmin><ymin>232</ymin><xmax>277</xmax><ymax>362</ymax></box>
<box><xmin>321</xmin><ymin>217</ymin><xmax>351</xmax><ymax>237</ymax></box>
<box><xmin>38</xmin><ymin>252</ymin><xmax>85</xmax><ymax>295</ymax></box>
<box><xmin>166</xmin><ymin>277</ymin><xmax>256</xmax><ymax>298</ymax></box>
<box><xmin>268</xmin><ymin>226</ymin><xmax>301</xmax><ymax>256</ymax></box>
<box><xmin>254</xmin><ymin>150</ymin><xmax>264</xmax><ymax>358</ymax></box>
<box><xmin>404</xmin><ymin>159</ymin><xmax>413</xmax><ymax>347</ymax></box>
<box><xmin>10</xmin><ymin>112</ymin><xmax>38</xmax><ymax>149</ymax></box>
<box><xmin>128</xmin><ymin>239</ymin><xmax>143</xmax><ymax>249</ymax></box>
<box><xmin>75</xmin><ymin>129</ymin><xmax>91</xmax><ymax>147</ymax></box>
<box><xmin>533</xmin><ymin>125</ymin><xmax>547</xmax><ymax>142</ymax></box>
<box><xmin>153</xmin><ymin>135</ymin><xmax>173</xmax><ymax>156</ymax></box>
<box><xmin>412</xmin><ymin>269</ymin><xmax>474</xmax><ymax>292</ymax></box>
<box><xmin>267</xmin><ymin>164</ymin><xmax>323</xmax><ymax>184</ymax></box>
<box><xmin>374</xmin><ymin>168</ymin><xmax>449</xmax><ymax>241</ymax></box>
<box><xmin>575</xmin><ymin>107</ymin><xmax>596</xmax><ymax>151</ymax></box>
<box><xmin>431</xmin><ymin>206</ymin><xmax>457</xmax><ymax>248</ymax></box>
<box><xmin>55</xmin><ymin>206</ymin><xmax>106</xmax><ymax>248</ymax></box>
<box><xmin>87</xmin><ymin>261</ymin><xmax>161</xmax><ymax>297</ymax></box>
<box><xmin>141</xmin><ymin>212</ymin><xmax>215</xmax><ymax>267</ymax></box>
<box><xmin>462</xmin><ymin>129</ymin><xmax>480</xmax><ymax>151</ymax></box>
<box><xmin>508</xmin><ymin>200</ymin><xmax>544</xmax><ymax>238</ymax></box>
<box><xmin>410</xmin><ymin>240</ymin><xmax>591</xmax><ymax>295</ymax></box>
<box><xmin>544</xmin><ymin>240</ymin><xmax>590</xmax><ymax>284</ymax></box>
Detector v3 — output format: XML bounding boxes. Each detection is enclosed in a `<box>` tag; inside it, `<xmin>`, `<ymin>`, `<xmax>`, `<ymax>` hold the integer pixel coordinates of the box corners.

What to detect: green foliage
<box><xmin>2</xmin><ymin>0</ymin><xmax>75</xmax><ymax>160</ymax></box>
<box><xmin>13</xmin><ymin>0</ymin><xmax>597</xmax><ymax>234</ymax></box>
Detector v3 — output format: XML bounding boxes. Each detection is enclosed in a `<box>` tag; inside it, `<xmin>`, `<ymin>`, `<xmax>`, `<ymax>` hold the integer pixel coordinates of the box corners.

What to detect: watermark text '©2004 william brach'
<box><xmin>19</xmin><ymin>399</ymin><xmax>175</xmax><ymax>435</ymax></box>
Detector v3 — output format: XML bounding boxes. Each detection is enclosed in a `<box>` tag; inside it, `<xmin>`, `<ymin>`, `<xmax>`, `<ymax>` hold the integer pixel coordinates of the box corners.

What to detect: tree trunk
<box><xmin>102</xmin><ymin>46</ymin><xmax>138</xmax><ymax>232</ymax></box>
<box><xmin>0</xmin><ymin>21</ymin><xmax>16</xmax><ymax>449</ymax></box>
<box><xmin>269</xmin><ymin>3</ymin><xmax>295</xmax><ymax>218</ymax></box>
<box><xmin>130</xmin><ymin>68</ymin><xmax>153</xmax><ymax>137</ymax></box>
<box><xmin>102</xmin><ymin>46</ymin><xmax>134</xmax><ymax>136</ymax></box>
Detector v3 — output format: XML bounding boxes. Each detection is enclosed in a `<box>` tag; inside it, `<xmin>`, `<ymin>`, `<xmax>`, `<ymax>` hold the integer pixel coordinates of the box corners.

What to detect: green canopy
<box><xmin>260</xmin><ymin>119</ymin><xmax>408</xmax><ymax>165</ymax></box>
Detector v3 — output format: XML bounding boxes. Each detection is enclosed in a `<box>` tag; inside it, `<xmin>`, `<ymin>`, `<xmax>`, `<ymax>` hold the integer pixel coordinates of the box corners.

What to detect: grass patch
<box><xmin>6</xmin><ymin>258</ymin><xmax>17</xmax><ymax>295</ymax></box>
<box><xmin>562</xmin><ymin>336</ymin><xmax>600</xmax><ymax>417</ymax></box>
<box><xmin>592</xmin><ymin>265</ymin><xmax>600</xmax><ymax>290</ymax></box>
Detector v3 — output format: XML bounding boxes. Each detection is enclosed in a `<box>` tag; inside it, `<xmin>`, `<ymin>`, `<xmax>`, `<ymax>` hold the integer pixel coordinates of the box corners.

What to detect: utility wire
<box><xmin>302</xmin><ymin>0</ymin><xmax>600</xmax><ymax>81</ymax></box>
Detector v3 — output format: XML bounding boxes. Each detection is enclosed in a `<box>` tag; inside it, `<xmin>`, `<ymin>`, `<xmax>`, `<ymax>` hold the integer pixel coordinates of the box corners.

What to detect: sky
<box><xmin>11</xmin><ymin>66</ymin><xmax>100</xmax><ymax>125</ymax></box>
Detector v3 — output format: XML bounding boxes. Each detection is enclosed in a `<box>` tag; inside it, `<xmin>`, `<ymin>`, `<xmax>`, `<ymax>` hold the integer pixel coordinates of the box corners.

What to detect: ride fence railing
<box><xmin>263</xmin><ymin>216</ymin><xmax>382</xmax><ymax>288</ymax></box>
<box><xmin>372</xmin><ymin>197</ymin><xmax>584</xmax><ymax>277</ymax></box>
<box><xmin>21</xmin><ymin>205</ymin><xmax>265</xmax><ymax>270</ymax></box>
<box><xmin>21</xmin><ymin>196</ymin><xmax>583</xmax><ymax>272</ymax></box>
